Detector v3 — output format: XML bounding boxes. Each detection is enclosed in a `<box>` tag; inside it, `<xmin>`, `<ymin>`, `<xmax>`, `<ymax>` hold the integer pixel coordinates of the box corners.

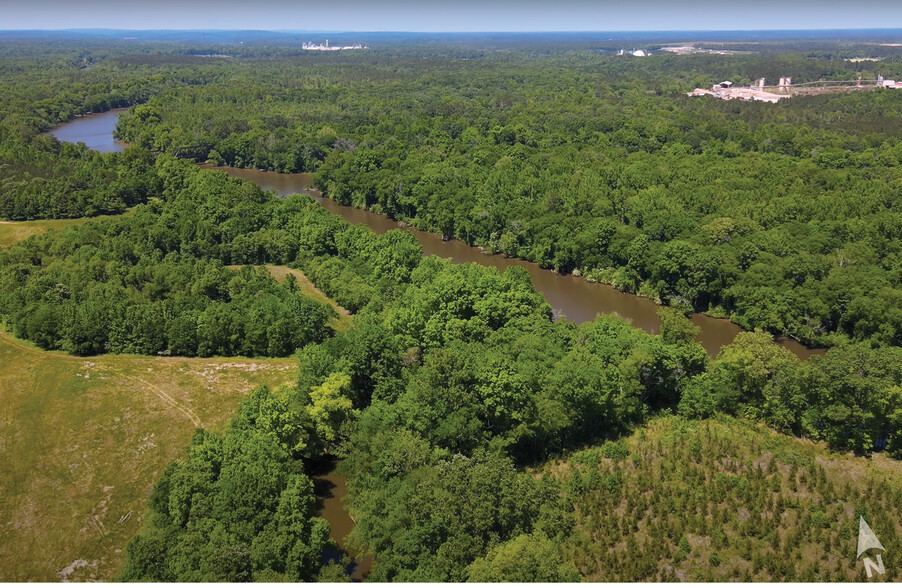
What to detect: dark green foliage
<box><xmin>9</xmin><ymin>37</ymin><xmax>902</xmax><ymax>584</ymax></box>
<box><xmin>0</xmin><ymin>157</ymin><xmax>424</xmax><ymax>357</ymax></box>
<box><xmin>0</xmin><ymin>235</ymin><xmax>334</xmax><ymax>357</ymax></box>
<box><xmin>111</xmin><ymin>48</ymin><xmax>902</xmax><ymax>349</ymax></box>
<box><xmin>119</xmin><ymin>387</ymin><xmax>331</xmax><ymax>582</ymax></box>
<box><xmin>342</xmin><ymin>451</ymin><xmax>570</xmax><ymax>582</ymax></box>
<box><xmin>303</xmin><ymin>251</ymin><xmax>707</xmax><ymax>580</ymax></box>
<box><xmin>0</xmin><ymin>143</ymin><xmax>160</xmax><ymax>220</ymax></box>
<box><xmin>679</xmin><ymin>331</ymin><xmax>902</xmax><ymax>454</ymax></box>
<box><xmin>0</xmin><ymin>43</ymin><xmax>226</xmax><ymax>221</ymax></box>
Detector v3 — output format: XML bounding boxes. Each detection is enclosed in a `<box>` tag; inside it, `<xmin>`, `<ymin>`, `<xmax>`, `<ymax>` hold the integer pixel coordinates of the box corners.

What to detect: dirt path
<box><xmin>0</xmin><ymin>330</ymin><xmax>287</xmax><ymax>429</ymax></box>
<box><xmin>227</xmin><ymin>264</ymin><xmax>352</xmax><ymax>319</ymax></box>
<box><xmin>0</xmin><ymin>328</ymin><xmax>296</xmax><ymax>581</ymax></box>
<box><xmin>120</xmin><ymin>374</ymin><xmax>203</xmax><ymax>428</ymax></box>
<box><xmin>0</xmin><ymin>331</ymin><xmax>82</xmax><ymax>361</ymax></box>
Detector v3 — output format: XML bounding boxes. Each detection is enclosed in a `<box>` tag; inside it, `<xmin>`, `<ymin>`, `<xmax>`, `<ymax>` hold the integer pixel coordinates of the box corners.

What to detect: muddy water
<box><xmin>52</xmin><ymin>110</ymin><xmax>824</xmax><ymax>579</ymax></box>
<box><xmin>47</xmin><ymin>108</ymin><xmax>128</xmax><ymax>153</ymax></box>
<box><xmin>201</xmin><ymin>164</ymin><xmax>821</xmax><ymax>360</ymax></box>
<box><xmin>312</xmin><ymin>463</ymin><xmax>374</xmax><ymax>581</ymax></box>
<box><xmin>53</xmin><ymin>110</ymin><xmax>820</xmax><ymax>359</ymax></box>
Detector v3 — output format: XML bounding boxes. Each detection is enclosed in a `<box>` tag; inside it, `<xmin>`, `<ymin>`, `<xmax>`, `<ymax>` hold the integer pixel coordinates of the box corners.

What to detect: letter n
<box><xmin>863</xmin><ymin>555</ymin><xmax>885</xmax><ymax>578</ymax></box>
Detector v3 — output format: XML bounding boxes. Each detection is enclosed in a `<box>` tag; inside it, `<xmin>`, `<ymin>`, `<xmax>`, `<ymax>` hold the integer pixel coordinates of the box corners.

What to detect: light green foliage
<box><xmin>657</xmin><ymin>306</ymin><xmax>702</xmax><ymax>346</ymax></box>
<box><xmin>467</xmin><ymin>533</ymin><xmax>581</xmax><ymax>582</ymax></box>
<box><xmin>307</xmin><ymin>372</ymin><xmax>356</xmax><ymax>449</ymax></box>
<box><xmin>13</xmin><ymin>38</ymin><xmax>902</xmax><ymax>584</ymax></box>
<box><xmin>554</xmin><ymin>416</ymin><xmax>902</xmax><ymax>581</ymax></box>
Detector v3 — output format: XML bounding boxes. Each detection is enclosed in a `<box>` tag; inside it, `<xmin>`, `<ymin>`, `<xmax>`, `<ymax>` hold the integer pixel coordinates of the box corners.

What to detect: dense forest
<box><xmin>2</xmin><ymin>35</ymin><xmax>902</xmax><ymax>581</ymax></box>
<box><xmin>106</xmin><ymin>50</ymin><xmax>902</xmax><ymax>350</ymax></box>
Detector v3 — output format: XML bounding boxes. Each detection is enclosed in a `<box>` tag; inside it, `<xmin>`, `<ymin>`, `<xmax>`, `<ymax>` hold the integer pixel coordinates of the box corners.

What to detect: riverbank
<box><xmin>201</xmin><ymin>163</ymin><xmax>823</xmax><ymax>360</ymax></box>
<box><xmin>309</xmin><ymin>459</ymin><xmax>373</xmax><ymax>581</ymax></box>
<box><xmin>50</xmin><ymin>110</ymin><xmax>824</xmax><ymax>361</ymax></box>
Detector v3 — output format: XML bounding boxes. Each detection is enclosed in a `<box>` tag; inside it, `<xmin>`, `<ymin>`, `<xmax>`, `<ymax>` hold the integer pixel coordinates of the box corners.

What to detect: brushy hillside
<box><xmin>544</xmin><ymin>416</ymin><xmax>902</xmax><ymax>582</ymax></box>
<box><xmin>0</xmin><ymin>330</ymin><xmax>296</xmax><ymax>581</ymax></box>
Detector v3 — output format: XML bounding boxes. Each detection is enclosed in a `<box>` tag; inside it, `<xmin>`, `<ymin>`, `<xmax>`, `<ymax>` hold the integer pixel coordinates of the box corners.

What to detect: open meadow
<box><xmin>0</xmin><ymin>330</ymin><xmax>297</xmax><ymax>581</ymax></box>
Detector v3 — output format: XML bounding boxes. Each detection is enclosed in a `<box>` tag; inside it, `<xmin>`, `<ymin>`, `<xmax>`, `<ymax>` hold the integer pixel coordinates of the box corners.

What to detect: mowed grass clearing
<box><xmin>0</xmin><ymin>330</ymin><xmax>297</xmax><ymax>581</ymax></box>
<box><xmin>0</xmin><ymin>209</ymin><xmax>135</xmax><ymax>249</ymax></box>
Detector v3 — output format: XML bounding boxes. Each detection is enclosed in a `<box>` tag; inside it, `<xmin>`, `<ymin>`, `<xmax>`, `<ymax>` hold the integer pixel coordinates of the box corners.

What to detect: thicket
<box><xmin>0</xmin><ymin>158</ymin><xmax>365</xmax><ymax>357</ymax></box>
<box><xmin>0</xmin><ymin>42</ymin><xmax>226</xmax><ymax>221</ymax></box>
<box><xmin>555</xmin><ymin>416</ymin><xmax>902</xmax><ymax>581</ymax></box>
<box><xmin>0</xmin><ymin>143</ymin><xmax>160</xmax><ymax>220</ymax></box>
<box><xmin>118</xmin><ymin>386</ymin><xmax>334</xmax><ymax>581</ymax></box>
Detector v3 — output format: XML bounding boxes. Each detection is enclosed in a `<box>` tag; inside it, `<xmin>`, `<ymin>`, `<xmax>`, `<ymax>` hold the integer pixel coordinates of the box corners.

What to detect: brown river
<box><xmin>50</xmin><ymin>109</ymin><xmax>825</xmax><ymax>579</ymax></box>
<box><xmin>200</xmin><ymin>163</ymin><xmax>822</xmax><ymax>360</ymax></box>
<box><xmin>49</xmin><ymin>109</ymin><xmax>822</xmax><ymax>359</ymax></box>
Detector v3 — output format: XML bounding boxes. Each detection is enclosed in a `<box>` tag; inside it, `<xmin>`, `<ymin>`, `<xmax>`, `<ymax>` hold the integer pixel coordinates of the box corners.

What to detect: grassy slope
<box><xmin>0</xmin><ymin>330</ymin><xmax>297</xmax><ymax>581</ymax></box>
<box><xmin>544</xmin><ymin>416</ymin><xmax>902</xmax><ymax>582</ymax></box>
<box><xmin>0</xmin><ymin>209</ymin><xmax>134</xmax><ymax>249</ymax></box>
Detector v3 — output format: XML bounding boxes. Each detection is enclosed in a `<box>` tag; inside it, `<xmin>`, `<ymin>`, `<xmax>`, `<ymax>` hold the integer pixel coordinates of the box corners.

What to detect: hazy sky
<box><xmin>2</xmin><ymin>0</ymin><xmax>902</xmax><ymax>32</ymax></box>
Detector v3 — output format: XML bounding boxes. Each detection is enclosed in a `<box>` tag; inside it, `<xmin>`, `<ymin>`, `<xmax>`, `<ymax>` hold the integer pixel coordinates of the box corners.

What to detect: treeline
<box><xmin>0</xmin><ymin>157</ymin><xmax>366</xmax><ymax>357</ymax></box>
<box><xmin>0</xmin><ymin>143</ymin><xmax>159</xmax><ymax>220</ymax></box>
<box><xmin>0</xmin><ymin>43</ymin><xmax>227</xmax><ymax>133</ymax></box>
<box><xmin>111</xmin><ymin>52</ymin><xmax>902</xmax><ymax>350</ymax></box>
<box><xmin>5</xmin><ymin>40</ymin><xmax>902</xmax><ymax>581</ymax></box>
<box><xmin>82</xmin><ymin>155</ymin><xmax>902</xmax><ymax>581</ymax></box>
<box><xmin>0</xmin><ymin>44</ymin><xmax>228</xmax><ymax>221</ymax></box>
<box><xmin>0</xmin><ymin>154</ymin><xmax>432</xmax><ymax>357</ymax></box>
<box><xmin>119</xmin><ymin>386</ymin><xmax>336</xmax><ymax>582</ymax></box>
<box><xmin>680</xmin><ymin>331</ymin><xmax>902</xmax><ymax>454</ymax></box>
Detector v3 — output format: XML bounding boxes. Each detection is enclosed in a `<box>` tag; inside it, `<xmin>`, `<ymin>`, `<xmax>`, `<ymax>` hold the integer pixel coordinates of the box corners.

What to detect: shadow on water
<box><xmin>309</xmin><ymin>458</ymin><xmax>373</xmax><ymax>582</ymax></box>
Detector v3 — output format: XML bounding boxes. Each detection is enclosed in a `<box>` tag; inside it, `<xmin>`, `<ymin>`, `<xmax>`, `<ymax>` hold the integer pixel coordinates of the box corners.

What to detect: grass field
<box><xmin>0</xmin><ymin>219</ymin><xmax>349</xmax><ymax>580</ymax></box>
<box><xmin>0</xmin><ymin>330</ymin><xmax>298</xmax><ymax>581</ymax></box>
<box><xmin>0</xmin><ymin>209</ymin><xmax>134</xmax><ymax>249</ymax></box>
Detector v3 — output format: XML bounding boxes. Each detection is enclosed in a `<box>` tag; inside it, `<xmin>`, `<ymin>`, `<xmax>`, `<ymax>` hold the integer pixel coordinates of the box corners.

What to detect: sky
<box><xmin>2</xmin><ymin>0</ymin><xmax>902</xmax><ymax>32</ymax></box>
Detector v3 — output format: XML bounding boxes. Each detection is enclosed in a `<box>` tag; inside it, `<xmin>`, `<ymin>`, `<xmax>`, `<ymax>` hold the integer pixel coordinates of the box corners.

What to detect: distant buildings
<box><xmin>687</xmin><ymin>78</ymin><xmax>790</xmax><ymax>103</ymax></box>
<box><xmin>617</xmin><ymin>49</ymin><xmax>648</xmax><ymax>57</ymax></box>
<box><xmin>301</xmin><ymin>40</ymin><xmax>368</xmax><ymax>51</ymax></box>
<box><xmin>661</xmin><ymin>46</ymin><xmax>733</xmax><ymax>55</ymax></box>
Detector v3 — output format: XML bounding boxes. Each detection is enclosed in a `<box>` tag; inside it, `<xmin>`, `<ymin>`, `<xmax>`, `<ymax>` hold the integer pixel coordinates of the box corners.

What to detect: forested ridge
<box><xmin>2</xmin><ymin>37</ymin><xmax>902</xmax><ymax>581</ymax></box>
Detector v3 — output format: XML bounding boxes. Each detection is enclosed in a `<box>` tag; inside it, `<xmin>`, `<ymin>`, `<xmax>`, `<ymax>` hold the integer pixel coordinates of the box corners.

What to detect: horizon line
<box><xmin>3</xmin><ymin>27</ymin><xmax>902</xmax><ymax>34</ymax></box>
